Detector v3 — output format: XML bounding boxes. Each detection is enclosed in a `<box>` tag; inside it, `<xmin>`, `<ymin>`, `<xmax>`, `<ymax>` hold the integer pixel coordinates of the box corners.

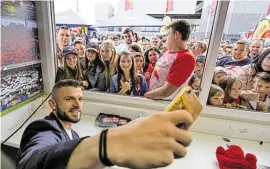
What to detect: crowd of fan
<box><xmin>188</xmin><ymin>38</ymin><xmax>270</xmax><ymax>112</ymax></box>
<box><xmin>1</xmin><ymin>69</ymin><xmax>43</xmax><ymax>110</ymax></box>
<box><xmin>1</xmin><ymin>24</ymin><xmax>39</xmax><ymax>66</ymax></box>
<box><xmin>55</xmin><ymin>24</ymin><xmax>270</xmax><ymax>112</ymax></box>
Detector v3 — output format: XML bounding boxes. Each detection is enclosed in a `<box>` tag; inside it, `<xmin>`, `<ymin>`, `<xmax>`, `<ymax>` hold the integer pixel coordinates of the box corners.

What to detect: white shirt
<box><xmin>65</xmin><ymin>129</ymin><xmax>73</xmax><ymax>140</ymax></box>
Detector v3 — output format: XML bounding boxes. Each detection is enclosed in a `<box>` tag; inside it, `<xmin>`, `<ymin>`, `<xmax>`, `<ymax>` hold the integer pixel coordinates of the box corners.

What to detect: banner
<box><xmin>267</xmin><ymin>3</ymin><xmax>270</xmax><ymax>15</ymax></box>
<box><xmin>210</xmin><ymin>0</ymin><xmax>217</xmax><ymax>16</ymax></box>
<box><xmin>252</xmin><ymin>19</ymin><xmax>270</xmax><ymax>39</ymax></box>
<box><xmin>125</xmin><ymin>0</ymin><xmax>133</xmax><ymax>11</ymax></box>
<box><xmin>165</xmin><ymin>0</ymin><xmax>174</xmax><ymax>13</ymax></box>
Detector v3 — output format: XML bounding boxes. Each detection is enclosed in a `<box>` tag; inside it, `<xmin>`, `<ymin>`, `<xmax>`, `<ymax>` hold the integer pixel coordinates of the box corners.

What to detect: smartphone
<box><xmin>165</xmin><ymin>86</ymin><xmax>203</xmax><ymax>128</ymax></box>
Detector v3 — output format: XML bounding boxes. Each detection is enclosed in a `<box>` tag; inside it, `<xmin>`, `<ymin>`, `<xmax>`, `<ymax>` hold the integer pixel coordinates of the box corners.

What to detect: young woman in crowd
<box><xmin>55</xmin><ymin>46</ymin><xmax>87</xmax><ymax>88</ymax></box>
<box><xmin>83</xmin><ymin>46</ymin><xmax>106</xmax><ymax>91</ymax></box>
<box><xmin>212</xmin><ymin>67</ymin><xmax>227</xmax><ymax>85</ymax></box>
<box><xmin>192</xmin><ymin>41</ymin><xmax>208</xmax><ymax>57</ymax></box>
<box><xmin>100</xmin><ymin>40</ymin><xmax>118</xmax><ymax>91</ymax></box>
<box><xmin>219</xmin><ymin>76</ymin><xmax>247</xmax><ymax>109</ymax></box>
<box><xmin>129</xmin><ymin>43</ymin><xmax>143</xmax><ymax>54</ymax></box>
<box><xmin>110</xmin><ymin>51</ymin><xmax>148</xmax><ymax>96</ymax></box>
<box><xmin>207</xmin><ymin>84</ymin><xmax>225</xmax><ymax>107</ymax></box>
<box><xmin>133</xmin><ymin>52</ymin><xmax>144</xmax><ymax>74</ymax></box>
<box><xmin>143</xmin><ymin>47</ymin><xmax>160</xmax><ymax>86</ymax></box>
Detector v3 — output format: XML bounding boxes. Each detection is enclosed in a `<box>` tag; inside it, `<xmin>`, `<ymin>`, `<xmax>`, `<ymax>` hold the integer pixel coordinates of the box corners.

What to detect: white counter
<box><xmin>2</xmin><ymin>111</ymin><xmax>270</xmax><ymax>169</ymax></box>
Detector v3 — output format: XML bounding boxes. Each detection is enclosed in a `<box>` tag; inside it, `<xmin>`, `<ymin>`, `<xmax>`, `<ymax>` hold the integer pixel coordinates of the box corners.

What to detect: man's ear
<box><xmin>48</xmin><ymin>99</ymin><xmax>56</xmax><ymax>110</ymax></box>
<box><xmin>175</xmin><ymin>31</ymin><xmax>182</xmax><ymax>40</ymax></box>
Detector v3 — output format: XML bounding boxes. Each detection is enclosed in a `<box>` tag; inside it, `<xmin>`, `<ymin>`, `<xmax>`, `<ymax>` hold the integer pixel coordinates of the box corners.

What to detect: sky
<box><xmin>54</xmin><ymin>0</ymin><xmax>118</xmax><ymax>24</ymax></box>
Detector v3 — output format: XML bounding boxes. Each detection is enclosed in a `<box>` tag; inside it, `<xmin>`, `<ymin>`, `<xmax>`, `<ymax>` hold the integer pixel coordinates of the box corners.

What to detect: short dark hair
<box><xmin>52</xmin><ymin>80</ymin><xmax>82</xmax><ymax>100</ymax></box>
<box><xmin>166</xmin><ymin>20</ymin><xmax>191</xmax><ymax>41</ymax></box>
<box><xmin>74</xmin><ymin>40</ymin><xmax>83</xmax><ymax>47</ymax></box>
<box><xmin>57</xmin><ymin>25</ymin><xmax>70</xmax><ymax>35</ymax></box>
<box><xmin>59</xmin><ymin>25</ymin><xmax>69</xmax><ymax>31</ymax></box>
<box><xmin>123</xmin><ymin>27</ymin><xmax>134</xmax><ymax>35</ymax></box>
<box><xmin>256</xmin><ymin>72</ymin><xmax>270</xmax><ymax>83</ymax></box>
<box><xmin>130</xmin><ymin>43</ymin><xmax>143</xmax><ymax>54</ymax></box>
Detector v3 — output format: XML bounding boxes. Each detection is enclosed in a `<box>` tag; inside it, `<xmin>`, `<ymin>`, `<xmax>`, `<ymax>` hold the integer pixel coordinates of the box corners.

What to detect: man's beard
<box><xmin>55</xmin><ymin>105</ymin><xmax>81</xmax><ymax>123</ymax></box>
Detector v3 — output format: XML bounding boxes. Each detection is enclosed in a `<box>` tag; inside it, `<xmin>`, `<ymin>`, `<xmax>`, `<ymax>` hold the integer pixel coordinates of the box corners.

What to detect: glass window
<box><xmin>205</xmin><ymin>0</ymin><xmax>270</xmax><ymax>113</ymax></box>
<box><xmin>52</xmin><ymin>0</ymin><xmax>216</xmax><ymax>102</ymax></box>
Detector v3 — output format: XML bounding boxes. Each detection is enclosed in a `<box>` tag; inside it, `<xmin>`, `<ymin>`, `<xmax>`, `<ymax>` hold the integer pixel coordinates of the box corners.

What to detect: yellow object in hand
<box><xmin>165</xmin><ymin>86</ymin><xmax>203</xmax><ymax>122</ymax></box>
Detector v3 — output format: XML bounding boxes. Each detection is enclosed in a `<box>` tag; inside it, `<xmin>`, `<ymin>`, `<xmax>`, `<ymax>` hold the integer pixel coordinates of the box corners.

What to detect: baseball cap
<box><xmin>196</xmin><ymin>55</ymin><xmax>206</xmax><ymax>63</ymax></box>
<box><xmin>86</xmin><ymin>42</ymin><xmax>99</xmax><ymax>53</ymax></box>
<box><xmin>63</xmin><ymin>46</ymin><xmax>79</xmax><ymax>56</ymax></box>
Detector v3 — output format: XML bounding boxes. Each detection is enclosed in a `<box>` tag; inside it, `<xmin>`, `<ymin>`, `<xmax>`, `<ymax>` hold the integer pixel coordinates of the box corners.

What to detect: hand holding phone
<box><xmin>165</xmin><ymin>86</ymin><xmax>203</xmax><ymax>129</ymax></box>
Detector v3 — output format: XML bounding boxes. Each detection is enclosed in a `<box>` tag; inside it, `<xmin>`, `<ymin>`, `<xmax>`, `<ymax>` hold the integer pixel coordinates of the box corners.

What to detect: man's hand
<box><xmin>68</xmin><ymin>110</ymin><xmax>193</xmax><ymax>169</ymax></box>
<box><xmin>108</xmin><ymin>110</ymin><xmax>193</xmax><ymax>169</ymax></box>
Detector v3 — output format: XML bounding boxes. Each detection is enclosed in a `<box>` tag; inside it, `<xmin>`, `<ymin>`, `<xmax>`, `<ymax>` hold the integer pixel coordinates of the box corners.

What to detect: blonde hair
<box><xmin>196</xmin><ymin>41</ymin><xmax>208</xmax><ymax>54</ymax></box>
<box><xmin>100</xmin><ymin>40</ymin><xmax>118</xmax><ymax>90</ymax></box>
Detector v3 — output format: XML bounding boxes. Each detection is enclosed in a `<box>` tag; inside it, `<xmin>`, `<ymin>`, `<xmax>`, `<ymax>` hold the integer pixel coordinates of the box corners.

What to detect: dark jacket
<box><xmin>55</xmin><ymin>67</ymin><xmax>77</xmax><ymax>83</ymax></box>
<box><xmin>85</xmin><ymin>64</ymin><xmax>106</xmax><ymax>92</ymax></box>
<box><xmin>216</xmin><ymin>55</ymin><xmax>252</xmax><ymax>67</ymax></box>
<box><xmin>16</xmin><ymin>113</ymin><xmax>87</xmax><ymax>169</ymax></box>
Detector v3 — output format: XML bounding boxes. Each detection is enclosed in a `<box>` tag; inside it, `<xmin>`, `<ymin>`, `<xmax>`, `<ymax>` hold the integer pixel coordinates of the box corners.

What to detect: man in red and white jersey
<box><xmin>144</xmin><ymin>20</ymin><xmax>196</xmax><ymax>100</ymax></box>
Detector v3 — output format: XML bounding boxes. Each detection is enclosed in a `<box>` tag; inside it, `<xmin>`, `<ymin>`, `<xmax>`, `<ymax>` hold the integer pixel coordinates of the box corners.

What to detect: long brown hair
<box><xmin>100</xmin><ymin>40</ymin><xmax>118</xmax><ymax>90</ymax></box>
<box><xmin>63</xmin><ymin>55</ymin><xmax>83</xmax><ymax>81</ymax></box>
<box><xmin>84</xmin><ymin>49</ymin><xmax>104</xmax><ymax>71</ymax></box>
<box><xmin>117</xmin><ymin>51</ymin><xmax>139</xmax><ymax>93</ymax></box>
<box><xmin>219</xmin><ymin>76</ymin><xmax>242</xmax><ymax>97</ymax></box>
<box><xmin>143</xmin><ymin>47</ymin><xmax>160</xmax><ymax>72</ymax></box>
<box><xmin>207</xmin><ymin>84</ymin><xmax>225</xmax><ymax>104</ymax></box>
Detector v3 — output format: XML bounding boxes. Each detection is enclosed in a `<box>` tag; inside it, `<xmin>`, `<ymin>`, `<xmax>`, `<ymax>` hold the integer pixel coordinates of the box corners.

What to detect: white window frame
<box><xmin>39</xmin><ymin>1</ymin><xmax>270</xmax><ymax>127</ymax></box>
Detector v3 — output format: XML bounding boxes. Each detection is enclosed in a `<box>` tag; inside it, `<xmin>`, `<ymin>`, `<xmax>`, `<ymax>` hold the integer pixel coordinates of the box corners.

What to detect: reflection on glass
<box><xmin>206</xmin><ymin>0</ymin><xmax>270</xmax><ymax>113</ymax></box>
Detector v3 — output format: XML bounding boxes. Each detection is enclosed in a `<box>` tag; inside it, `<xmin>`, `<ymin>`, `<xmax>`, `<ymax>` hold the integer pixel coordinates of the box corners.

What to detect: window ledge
<box><xmin>82</xmin><ymin>92</ymin><xmax>270</xmax><ymax>125</ymax></box>
<box><xmin>83</xmin><ymin>91</ymin><xmax>169</xmax><ymax>111</ymax></box>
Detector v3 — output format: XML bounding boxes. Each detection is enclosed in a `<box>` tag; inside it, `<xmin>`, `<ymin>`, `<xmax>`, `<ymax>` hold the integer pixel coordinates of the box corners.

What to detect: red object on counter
<box><xmin>216</xmin><ymin>145</ymin><xmax>257</xmax><ymax>169</ymax></box>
